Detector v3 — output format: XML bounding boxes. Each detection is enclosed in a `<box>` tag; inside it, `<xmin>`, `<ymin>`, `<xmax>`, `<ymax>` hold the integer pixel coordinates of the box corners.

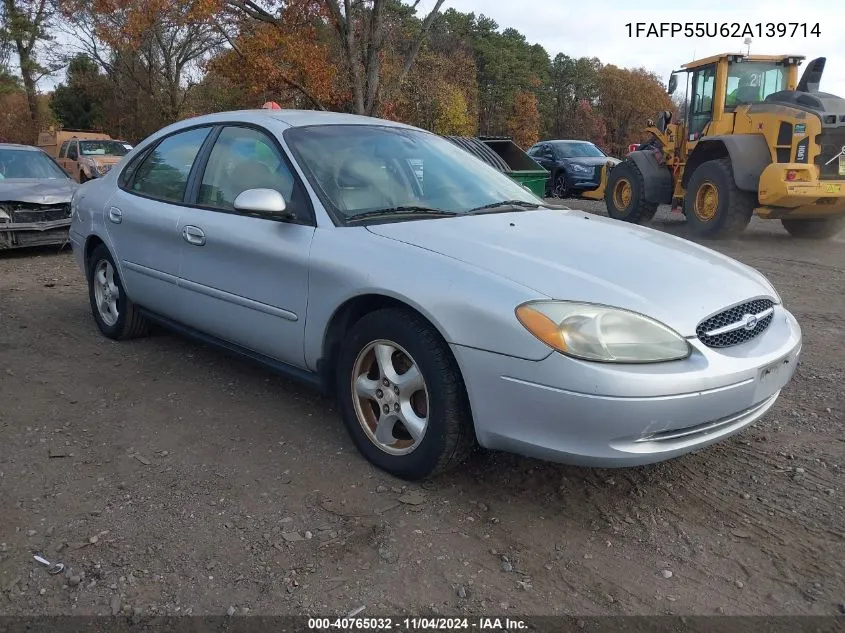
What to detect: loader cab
<box><xmin>676</xmin><ymin>54</ymin><xmax>803</xmax><ymax>144</ymax></box>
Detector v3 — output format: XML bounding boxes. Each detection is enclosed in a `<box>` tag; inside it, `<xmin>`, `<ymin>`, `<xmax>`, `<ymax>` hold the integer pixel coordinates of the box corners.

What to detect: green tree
<box><xmin>50</xmin><ymin>54</ymin><xmax>109</xmax><ymax>129</ymax></box>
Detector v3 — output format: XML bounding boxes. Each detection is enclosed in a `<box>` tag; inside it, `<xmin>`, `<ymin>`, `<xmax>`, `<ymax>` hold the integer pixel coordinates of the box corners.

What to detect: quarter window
<box><xmin>198</xmin><ymin>126</ymin><xmax>297</xmax><ymax>212</ymax></box>
<box><xmin>130</xmin><ymin>127</ymin><xmax>210</xmax><ymax>203</ymax></box>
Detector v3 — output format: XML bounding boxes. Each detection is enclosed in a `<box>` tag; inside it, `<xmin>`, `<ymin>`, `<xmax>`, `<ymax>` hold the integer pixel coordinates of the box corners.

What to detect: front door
<box><xmin>64</xmin><ymin>140</ymin><xmax>79</xmax><ymax>179</ymax></box>
<box><xmin>687</xmin><ymin>64</ymin><xmax>716</xmax><ymax>151</ymax></box>
<box><xmin>175</xmin><ymin>124</ymin><xmax>315</xmax><ymax>368</ymax></box>
<box><xmin>104</xmin><ymin>125</ymin><xmax>213</xmax><ymax>318</ymax></box>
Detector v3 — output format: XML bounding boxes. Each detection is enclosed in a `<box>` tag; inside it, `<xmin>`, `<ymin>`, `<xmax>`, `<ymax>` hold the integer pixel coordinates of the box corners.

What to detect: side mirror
<box><xmin>233</xmin><ymin>188</ymin><xmax>294</xmax><ymax>219</ymax></box>
<box><xmin>667</xmin><ymin>73</ymin><xmax>678</xmax><ymax>95</ymax></box>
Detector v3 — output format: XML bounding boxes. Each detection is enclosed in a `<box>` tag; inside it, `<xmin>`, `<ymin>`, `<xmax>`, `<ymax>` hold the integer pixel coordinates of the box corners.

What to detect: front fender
<box><xmin>302</xmin><ymin>228</ymin><xmax>554</xmax><ymax>371</ymax></box>
<box><xmin>684</xmin><ymin>135</ymin><xmax>772</xmax><ymax>192</ymax></box>
<box><xmin>628</xmin><ymin>150</ymin><xmax>673</xmax><ymax>204</ymax></box>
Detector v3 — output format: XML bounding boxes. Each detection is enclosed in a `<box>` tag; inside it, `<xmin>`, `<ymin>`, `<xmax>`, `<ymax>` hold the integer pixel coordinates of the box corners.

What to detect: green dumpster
<box><xmin>443</xmin><ymin>135</ymin><xmax>549</xmax><ymax>197</ymax></box>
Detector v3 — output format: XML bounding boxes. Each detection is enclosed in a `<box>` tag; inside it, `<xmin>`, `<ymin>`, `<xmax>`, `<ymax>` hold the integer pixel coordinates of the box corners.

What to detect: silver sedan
<box><xmin>68</xmin><ymin>109</ymin><xmax>802</xmax><ymax>480</ymax></box>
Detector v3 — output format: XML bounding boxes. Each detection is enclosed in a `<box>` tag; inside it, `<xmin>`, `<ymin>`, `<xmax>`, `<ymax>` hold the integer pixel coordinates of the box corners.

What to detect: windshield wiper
<box><xmin>466</xmin><ymin>200</ymin><xmax>542</xmax><ymax>214</ymax></box>
<box><xmin>345</xmin><ymin>206</ymin><xmax>458</xmax><ymax>224</ymax></box>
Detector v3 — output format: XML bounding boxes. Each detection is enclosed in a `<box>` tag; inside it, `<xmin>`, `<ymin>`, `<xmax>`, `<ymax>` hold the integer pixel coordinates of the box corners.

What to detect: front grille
<box><xmin>815</xmin><ymin>126</ymin><xmax>845</xmax><ymax>180</ymax></box>
<box><xmin>696</xmin><ymin>298</ymin><xmax>775</xmax><ymax>349</ymax></box>
<box><xmin>3</xmin><ymin>203</ymin><xmax>71</xmax><ymax>224</ymax></box>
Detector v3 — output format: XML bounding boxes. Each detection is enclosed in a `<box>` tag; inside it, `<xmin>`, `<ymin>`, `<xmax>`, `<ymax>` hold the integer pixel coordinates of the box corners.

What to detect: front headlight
<box><xmin>569</xmin><ymin>163</ymin><xmax>592</xmax><ymax>174</ymax></box>
<box><xmin>515</xmin><ymin>301</ymin><xmax>691</xmax><ymax>363</ymax></box>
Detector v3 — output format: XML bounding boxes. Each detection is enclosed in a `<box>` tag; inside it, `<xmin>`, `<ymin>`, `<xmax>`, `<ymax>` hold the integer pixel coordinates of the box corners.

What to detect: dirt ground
<box><xmin>1</xmin><ymin>203</ymin><xmax>843</xmax><ymax>619</ymax></box>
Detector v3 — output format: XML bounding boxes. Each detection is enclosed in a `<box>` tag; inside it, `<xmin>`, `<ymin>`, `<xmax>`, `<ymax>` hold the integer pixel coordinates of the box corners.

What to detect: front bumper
<box><xmin>451</xmin><ymin>306</ymin><xmax>802</xmax><ymax>467</ymax></box>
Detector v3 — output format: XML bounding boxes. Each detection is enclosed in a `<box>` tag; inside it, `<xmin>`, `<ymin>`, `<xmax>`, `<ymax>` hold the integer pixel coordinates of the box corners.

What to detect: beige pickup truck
<box><xmin>37</xmin><ymin>129</ymin><xmax>133</xmax><ymax>183</ymax></box>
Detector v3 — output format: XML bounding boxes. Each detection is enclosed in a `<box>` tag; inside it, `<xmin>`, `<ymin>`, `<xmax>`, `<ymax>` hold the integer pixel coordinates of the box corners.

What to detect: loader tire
<box><xmin>604</xmin><ymin>160</ymin><xmax>657</xmax><ymax>224</ymax></box>
<box><xmin>781</xmin><ymin>217</ymin><xmax>845</xmax><ymax>239</ymax></box>
<box><xmin>684</xmin><ymin>158</ymin><xmax>755</xmax><ymax>239</ymax></box>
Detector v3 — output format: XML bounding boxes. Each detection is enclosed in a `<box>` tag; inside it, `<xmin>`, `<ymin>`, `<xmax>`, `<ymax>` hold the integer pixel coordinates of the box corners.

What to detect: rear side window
<box><xmin>130</xmin><ymin>127</ymin><xmax>210</xmax><ymax>203</ymax></box>
<box><xmin>59</xmin><ymin>141</ymin><xmax>70</xmax><ymax>158</ymax></box>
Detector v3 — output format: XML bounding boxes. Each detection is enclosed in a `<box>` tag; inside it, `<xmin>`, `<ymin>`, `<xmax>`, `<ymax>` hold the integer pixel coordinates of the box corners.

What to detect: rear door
<box><xmin>105</xmin><ymin>125</ymin><xmax>213</xmax><ymax>318</ymax></box>
<box><xmin>174</xmin><ymin>124</ymin><xmax>316</xmax><ymax>367</ymax></box>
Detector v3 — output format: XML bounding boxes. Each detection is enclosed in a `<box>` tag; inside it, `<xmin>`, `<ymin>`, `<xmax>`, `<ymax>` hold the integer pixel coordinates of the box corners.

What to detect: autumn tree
<box><xmin>60</xmin><ymin>0</ymin><xmax>224</xmax><ymax>135</ymax></box>
<box><xmin>507</xmin><ymin>91</ymin><xmax>539</xmax><ymax>149</ymax></box>
<box><xmin>1</xmin><ymin>0</ymin><xmax>54</xmax><ymax>135</ymax></box>
<box><xmin>206</xmin><ymin>6</ymin><xmax>339</xmax><ymax>111</ymax></box>
<box><xmin>596</xmin><ymin>65</ymin><xmax>674</xmax><ymax>156</ymax></box>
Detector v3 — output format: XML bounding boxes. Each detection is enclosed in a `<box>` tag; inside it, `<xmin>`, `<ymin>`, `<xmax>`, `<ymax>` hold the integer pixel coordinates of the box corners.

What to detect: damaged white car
<box><xmin>0</xmin><ymin>143</ymin><xmax>79</xmax><ymax>250</ymax></box>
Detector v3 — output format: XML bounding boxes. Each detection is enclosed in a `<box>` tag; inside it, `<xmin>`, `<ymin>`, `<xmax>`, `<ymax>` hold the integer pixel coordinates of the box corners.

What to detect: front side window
<box><xmin>725</xmin><ymin>62</ymin><xmax>787</xmax><ymax>107</ymax></box>
<box><xmin>285</xmin><ymin>125</ymin><xmax>540</xmax><ymax>221</ymax></box>
<box><xmin>0</xmin><ymin>149</ymin><xmax>69</xmax><ymax>180</ymax></box>
<box><xmin>59</xmin><ymin>141</ymin><xmax>70</xmax><ymax>158</ymax></box>
<box><xmin>67</xmin><ymin>141</ymin><xmax>78</xmax><ymax>161</ymax></box>
<box><xmin>198</xmin><ymin>126</ymin><xmax>296</xmax><ymax>212</ymax></box>
<box><xmin>130</xmin><ymin>127</ymin><xmax>210</xmax><ymax>203</ymax></box>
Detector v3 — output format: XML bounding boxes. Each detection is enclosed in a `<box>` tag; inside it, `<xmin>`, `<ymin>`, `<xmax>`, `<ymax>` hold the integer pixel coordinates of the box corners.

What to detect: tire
<box><xmin>781</xmin><ymin>216</ymin><xmax>845</xmax><ymax>239</ymax></box>
<box><xmin>79</xmin><ymin>171</ymin><xmax>88</xmax><ymax>183</ymax></box>
<box><xmin>604</xmin><ymin>160</ymin><xmax>657</xmax><ymax>224</ymax></box>
<box><xmin>87</xmin><ymin>244</ymin><xmax>150</xmax><ymax>340</ymax></box>
<box><xmin>552</xmin><ymin>171</ymin><xmax>569</xmax><ymax>198</ymax></box>
<box><xmin>335</xmin><ymin>308</ymin><xmax>475</xmax><ymax>480</ymax></box>
<box><xmin>684</xmin><ymin>158</ymin><xmax>755</xmax><ymax>238</ymax></box>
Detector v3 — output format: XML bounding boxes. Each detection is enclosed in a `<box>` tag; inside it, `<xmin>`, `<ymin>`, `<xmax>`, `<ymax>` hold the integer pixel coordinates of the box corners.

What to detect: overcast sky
<box><xmin>435</xmin><ymin>0</ymin><xmax>845</xmax><ymax>98</ymax></box>
<box><xmin>40</xmin><ymin>0</ymin><xmax>845</xmax><ymax>100</ymax></box>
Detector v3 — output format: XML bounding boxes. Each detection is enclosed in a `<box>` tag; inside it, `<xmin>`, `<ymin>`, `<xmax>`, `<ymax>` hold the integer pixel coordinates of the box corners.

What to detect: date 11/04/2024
<box><xmin>626</xmin><ymin>22</ymin><xmax>821</xmax><ymax>38</ymax></box>
<box><xmin>307</xmin><ymin>616</ymin><xmax>527</xmax><ymax>631</ymax></box>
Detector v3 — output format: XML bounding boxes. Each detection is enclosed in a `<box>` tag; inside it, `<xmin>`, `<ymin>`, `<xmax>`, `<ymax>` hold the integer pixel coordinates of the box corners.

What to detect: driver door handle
<box><xmin>182</xmin><ymin>225</ymin><xmax>206</xmax><ymax>246</ymax></box>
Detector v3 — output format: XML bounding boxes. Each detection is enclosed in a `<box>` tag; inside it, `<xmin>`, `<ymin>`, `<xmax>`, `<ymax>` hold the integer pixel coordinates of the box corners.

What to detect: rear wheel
<box><xmin>336</xmin><ymin>308</ymin><xmax>474</xmax><ymax>480</ymax></box>
<box><xmin>781</xmin><ymin>216</ymin><xmax>845</xmax><ymax>239</ymax></box>
<box><xmin>87</xmin><ymin>244</ymin><xmax>150</xmax><ymax>340</ymax></box>
<box><xmin>684</xmin><ymin>158</ymin><xmax>755</xmax><ymax>238</ymax></box>
<box><xmin>604</xmin><ymin>160</ymin><xmax>657</xmax><ymax>224</ymax></box>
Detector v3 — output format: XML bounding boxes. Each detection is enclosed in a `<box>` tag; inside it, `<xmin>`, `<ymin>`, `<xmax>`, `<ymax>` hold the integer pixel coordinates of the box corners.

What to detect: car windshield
<box><xmin>554</xmin><ymin>142</ymin><xmax>605</xmax><ymax>158</ymax></box>
<box><xmin>0</xmin><ymin>148</ymin><xmax>68</xmax><ymax>180</ymax></box>
<box><xmin>284</xmin><ymin>125</ymin><xmax>543</xmax><ymax>221</ymax></box>
<box><xmin>79</xmin><ymin>140</ymin><xmax>132</xmax><ymax>156</ymax></box>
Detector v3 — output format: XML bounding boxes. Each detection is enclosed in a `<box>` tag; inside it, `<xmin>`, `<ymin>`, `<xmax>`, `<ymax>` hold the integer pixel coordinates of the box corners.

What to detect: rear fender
<box><xmin>683</xmin><ymin>135</ymin><xmax>772</xmax><ymax>192</ymax></box>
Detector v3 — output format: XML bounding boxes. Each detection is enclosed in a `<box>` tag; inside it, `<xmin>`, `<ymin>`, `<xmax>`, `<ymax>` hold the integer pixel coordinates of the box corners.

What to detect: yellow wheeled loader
<box><xmin>582</xmin><ymin>53</ymin><xmax>845</xmax><ymax>239</ymax></box>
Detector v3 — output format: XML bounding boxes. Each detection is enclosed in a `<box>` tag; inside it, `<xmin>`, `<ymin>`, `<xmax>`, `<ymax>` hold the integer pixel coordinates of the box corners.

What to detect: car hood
<box><xmin>0</xmin><ymin>179</ymin><xmax>78</xmax><ymax>204</ymax></box>
<box><xmin>81</xmin><ymin>155</ymin><xmax>124</xmax><ymax>165</ymax></box>
<box><xmin>563</xmin><ymin>156</ymin><xmax>618</xmax><ymax>166</ymax></box>
<box><xmin>366</xmin><ymin>209</ymin><xmax>778</xmax><ymax>337</ymax></box>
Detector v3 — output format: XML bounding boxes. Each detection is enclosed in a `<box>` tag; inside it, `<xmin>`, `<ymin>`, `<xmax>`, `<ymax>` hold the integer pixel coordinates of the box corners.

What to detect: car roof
<box><xmin>548</xmin><ymin>139</ymin><xmax>595</xmax><ymax>144</ymax></box>
<box><xmin>167</xmin><ymin>109</ymin><xmax>419</xmax><ymax>132</ymax></box>
<box><xmin>0</xmin><ymin>143</ymin><xmax>43</xmax><ymax>152</ymax></box>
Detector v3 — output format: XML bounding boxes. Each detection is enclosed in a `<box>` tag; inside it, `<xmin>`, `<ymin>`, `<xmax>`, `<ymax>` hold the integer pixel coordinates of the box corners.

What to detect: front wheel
<box><xmin>781</xmin><ymin>217</ymin><xmax>845</xmax><ymax>239</ymax></box>
<box><xmin>604</xmin><ymin>160</ymin><xmax>657</xmax><ymax>223</ymax></box>
<box><xmin>335</xmin><ymin>308</ymin><xmax>474</xmax><ymax>480</ymax></box>
<box><xmin>79</xmin><ymin>171</ymin><xmax>89</xmax><ymax>183</ymax></box>
<box><xmin>684</xmin><ymin>158</ymin><xmax>755</xmax><ymax>238</ymax></box>
<box><xmin>551</xmin><ymin>172</ymin><xmax>569</xmax><ymax>198</ymax></box>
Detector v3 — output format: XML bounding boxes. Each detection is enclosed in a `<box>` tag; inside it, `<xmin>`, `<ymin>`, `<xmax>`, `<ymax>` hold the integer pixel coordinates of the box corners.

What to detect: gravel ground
<box><xmin>0</xmin><ymin>201</ymin><xmax>843</xmax><ymax>618</ymax></box>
